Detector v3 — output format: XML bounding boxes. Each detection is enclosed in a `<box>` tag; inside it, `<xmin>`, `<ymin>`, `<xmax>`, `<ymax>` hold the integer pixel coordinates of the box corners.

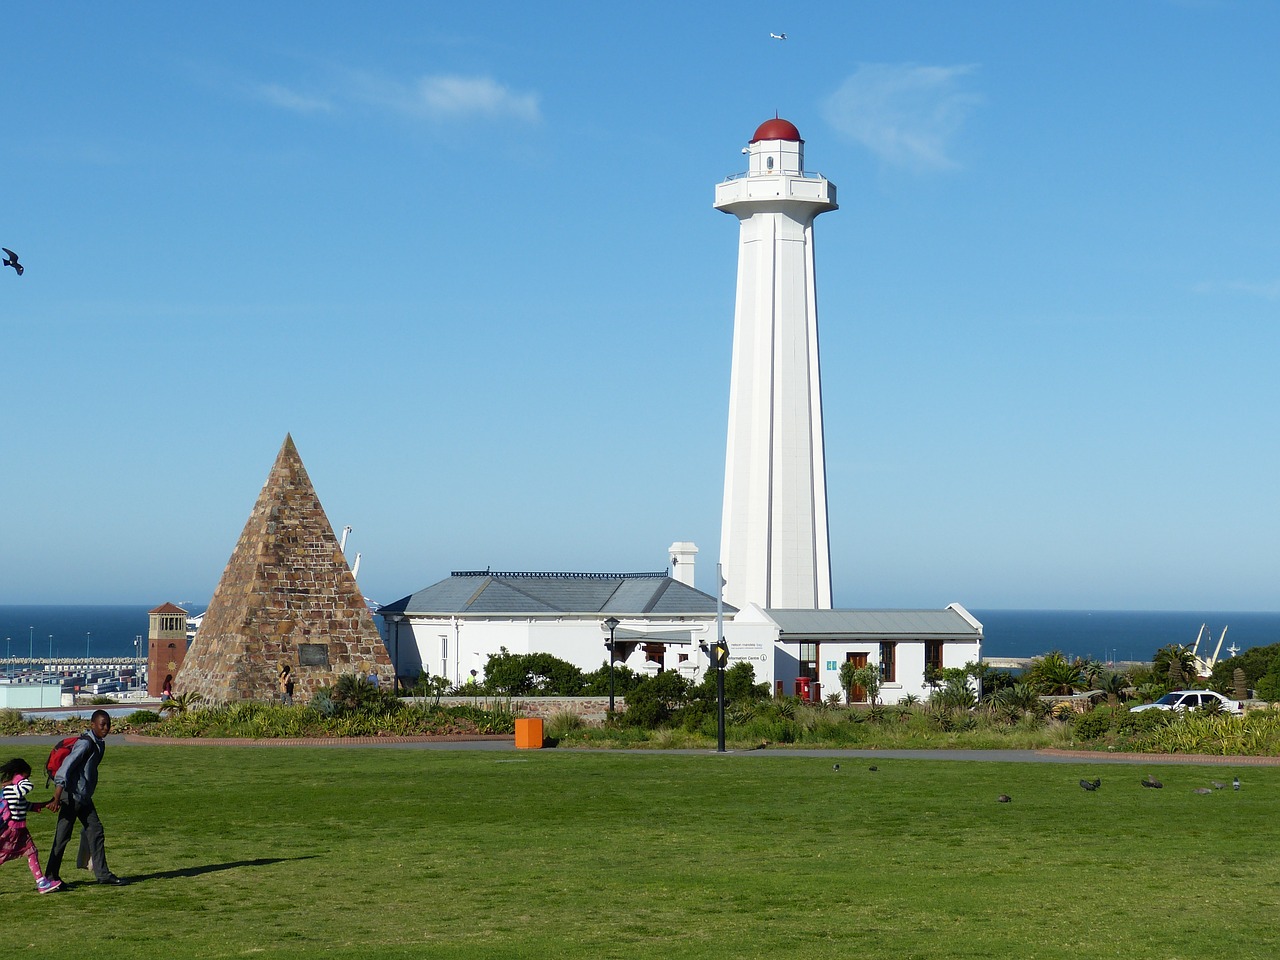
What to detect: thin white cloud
<box><xmin>246</xmin><ymin>70</ymin><xmax>541</xmax><ymax>128</ymax></box>
<box><xmin>252</xmin><ymin>82</ymin><xmax>333</xmax><ymax>114</ymax></box>
<box><xmin>822</xmin><ymin>63</ymin><xmax>981</xmax><ymax>171</ymax></box>
<box><xmin>346</xmin><ymin>71</ymin><xmax>541</xmax><ymax>124</ymax></box>
<box><xmin>1193</xmin><ymin>279</ymin><xmax>1280</xmax><ymax>300</ymax></box>
<box><xmin>415</xmin><ymin>75</ymin><xmax>540</xmax><ymax>122</ymax></box>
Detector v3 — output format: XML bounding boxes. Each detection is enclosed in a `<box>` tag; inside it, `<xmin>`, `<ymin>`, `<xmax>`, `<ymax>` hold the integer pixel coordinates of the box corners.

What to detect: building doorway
<box><xmin>846</xmin><ymin>652</ymin><xmax>869</xmax><ymax>703</ymax></box>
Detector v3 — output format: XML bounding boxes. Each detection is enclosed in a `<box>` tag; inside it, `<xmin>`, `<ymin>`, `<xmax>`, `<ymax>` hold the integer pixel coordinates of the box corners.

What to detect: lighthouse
<box><xmin>716</xmin><ymin>117</ymin><xmax>837</xmax><ymax>611</ymax></box>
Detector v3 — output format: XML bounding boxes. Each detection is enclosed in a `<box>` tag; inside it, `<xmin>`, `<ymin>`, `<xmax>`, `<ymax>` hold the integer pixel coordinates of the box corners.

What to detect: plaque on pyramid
<box><xmin>177</xmin><ymin>434</ymin><xmax>393</xmax><ymax>702</ymax></box>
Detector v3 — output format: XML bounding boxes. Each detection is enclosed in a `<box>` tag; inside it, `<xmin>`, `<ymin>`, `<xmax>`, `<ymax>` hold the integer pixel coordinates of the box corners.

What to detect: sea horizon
<box><xmin>2</xmin><ymin>604</ymin><xmax>1278</xmax><ymax>668</ymax></box>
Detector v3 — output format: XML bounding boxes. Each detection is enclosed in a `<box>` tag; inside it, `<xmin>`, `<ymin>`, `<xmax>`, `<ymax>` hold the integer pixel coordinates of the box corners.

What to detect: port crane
<box><xmin>1191</xmin><ymin>623</ymin><xmax>1228</xmax><ymax>676</ymax></box>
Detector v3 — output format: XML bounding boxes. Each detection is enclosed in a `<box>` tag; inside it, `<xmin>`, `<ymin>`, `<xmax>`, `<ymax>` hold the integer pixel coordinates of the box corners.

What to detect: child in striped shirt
<box><xmin>1</xmin><ymin>758</ymin><xmax>62</xmax><ymax>893</ymax></box>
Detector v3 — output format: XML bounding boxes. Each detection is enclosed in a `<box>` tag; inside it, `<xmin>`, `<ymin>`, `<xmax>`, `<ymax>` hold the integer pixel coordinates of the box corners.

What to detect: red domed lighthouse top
<box><xmin>750</xmin><ymin>117</ymin><xmax>802</xmax><ymax>143</ymax></box>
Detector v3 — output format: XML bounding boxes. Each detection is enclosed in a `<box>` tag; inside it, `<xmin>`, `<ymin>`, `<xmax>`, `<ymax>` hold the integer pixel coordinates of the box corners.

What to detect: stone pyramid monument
<box><xmin>177</xmin><ymin>434</ymin><xmax>394</xmax><ymax>702</ymax></box>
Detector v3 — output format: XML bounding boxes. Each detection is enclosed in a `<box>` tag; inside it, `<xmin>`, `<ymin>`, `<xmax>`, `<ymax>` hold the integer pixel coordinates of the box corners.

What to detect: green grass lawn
<box><xmin>2</xmin><ymin>746</ymin><xmax>1276</xmax><ymax>959</ymax></box>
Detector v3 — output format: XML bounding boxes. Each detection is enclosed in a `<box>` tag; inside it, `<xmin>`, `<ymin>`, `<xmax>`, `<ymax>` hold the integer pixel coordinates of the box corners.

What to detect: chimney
<box><xmin>668</xmin><ymin>541</ymin><xmax>698</xmax><ymax>588</ymax></box>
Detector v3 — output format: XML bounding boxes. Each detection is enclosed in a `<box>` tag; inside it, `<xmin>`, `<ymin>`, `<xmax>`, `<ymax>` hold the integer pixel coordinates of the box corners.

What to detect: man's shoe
<box><xmin>98</xmin><ymin>875</ymin><xmax>127</xmax><ymax>886</ymax></box>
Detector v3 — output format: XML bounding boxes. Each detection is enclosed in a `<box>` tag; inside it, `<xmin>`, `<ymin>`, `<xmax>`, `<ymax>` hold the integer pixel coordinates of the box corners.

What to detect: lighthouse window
<box><xmin>766</xmin><ymin>156</ymin><xmax>774</xmax><ymax>170</ymax></box>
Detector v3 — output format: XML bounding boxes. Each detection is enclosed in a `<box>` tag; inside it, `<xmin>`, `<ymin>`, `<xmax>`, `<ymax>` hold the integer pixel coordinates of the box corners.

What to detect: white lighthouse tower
<box><xmin>715</xmin><ymin>117</ymin><xmax>837</xmax><ymax>612</ymax></box>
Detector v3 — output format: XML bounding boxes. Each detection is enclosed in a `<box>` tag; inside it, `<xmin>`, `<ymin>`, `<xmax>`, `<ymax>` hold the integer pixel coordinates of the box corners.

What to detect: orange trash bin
<box><xmin>515</xmin><ymin>717</ymin><xmax>544</xmax><ymax>749</ymax></box>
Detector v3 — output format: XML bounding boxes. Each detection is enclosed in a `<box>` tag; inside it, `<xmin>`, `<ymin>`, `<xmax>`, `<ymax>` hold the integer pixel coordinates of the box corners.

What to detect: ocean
<box><xmin>2</xmin><ymin>605</ymin><xmax>1278</xmax><ymax>670</ymax></box>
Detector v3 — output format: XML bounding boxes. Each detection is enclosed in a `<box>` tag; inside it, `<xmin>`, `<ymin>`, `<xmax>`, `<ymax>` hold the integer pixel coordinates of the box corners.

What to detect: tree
<box><xmin>1097</xmin><ymin>669</ymin><xmax>1130</xmax><ymax>708</ymax></box>
<box><xmin>1254</xmin><ymin>652</ymin><xmax>1280</xmax><ymax>703</ymax></box>
<box><xmin>584</xmin><ymin>662</ymin><xmax>641</xmax><ymax>697</ymax></box>
<box><xmin>694</xmin><ymin>661</ymin><xmax>768</xmax><ymax>705</ymax></box>
<box><xmin>1151</xmin><ymin>644</ymin><xmax>1196</xmax><ymax>690</ymax></box>
<box><xmin>838</xmin><ymin>661</ymin><xmax>860</xmax><ymax>704</ymax></box>
<box><xmin>1208</xmin><ymin>643</ymin><xmax>1280</xmax><ymax>694</ymax></box>
<box><xmin>851</xmin><ymin>665</ymin><xmax>883</xmax><ymax>706</ymax></box>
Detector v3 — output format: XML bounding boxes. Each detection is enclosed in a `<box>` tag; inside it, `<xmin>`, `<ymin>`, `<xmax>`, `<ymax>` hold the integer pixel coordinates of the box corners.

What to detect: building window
<box><xmin>879</xmin><ymin>642</ymin><xmax>897</xmax><ymax>683</ymax></box>
<box><xmin>925</xmin><ymin>641</ymin><xmax>944</xmax><ymax>684</ymax></box>
<box><xmin>799</xmin><ymin>643</ymin><xmax>818</xmax><ymax>680</ymax></box>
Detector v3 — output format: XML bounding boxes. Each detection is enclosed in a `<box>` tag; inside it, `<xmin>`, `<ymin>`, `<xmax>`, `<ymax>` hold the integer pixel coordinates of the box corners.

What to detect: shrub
<box><xmin>1114</xmin><ymin>707</ymin><xmax>1171</xmax><ymax>736</ymax></box>
<box><xmin>1073</xmin><ymin>707</ymin><xmax>1113</xmax><ymax>741</ymax></box>
<box><xmin>0</xmin><ymin>708</ymin><xmax>30</xmax><ymax>736</ymax></box>
<box><xmin>331</xmin><ymin>673</ymin><xmax>401</xmax><ymax>714</ymax></box>
<box><xmin>624</xmin><ymin>671</ymin><xmax>692</xmax><ymax>728</ymax></box>
<box><xmin>484</xmin><ymin>648</ymin><xmax>586</xmax><ymax>696</ymax></box>
<box><xmin>544</xmin><ymin>710</ymin><xmax>582</xmax><ymax>740</ymax></box>
<box><xmin>126</xmin><ymin>709</ymin><xmax>161</xmax><ymax>726</ymax></box>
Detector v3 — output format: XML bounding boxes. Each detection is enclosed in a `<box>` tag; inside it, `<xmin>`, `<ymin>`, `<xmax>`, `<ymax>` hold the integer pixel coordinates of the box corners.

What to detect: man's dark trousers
<box><xmin>46</xmin><ymin>794</ymin><xmax>111</xmax><ymax>882</ymax></box>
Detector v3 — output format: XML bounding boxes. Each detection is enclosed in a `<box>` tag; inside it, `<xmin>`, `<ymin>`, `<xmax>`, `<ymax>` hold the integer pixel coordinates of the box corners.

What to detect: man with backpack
<box><xmin>45</xmin><ymin>710</ymin><xmax>125</xmax><ymax>887</ymax></box>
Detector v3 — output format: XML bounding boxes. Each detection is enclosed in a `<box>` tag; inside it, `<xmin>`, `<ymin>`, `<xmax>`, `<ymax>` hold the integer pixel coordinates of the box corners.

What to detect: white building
<box><xmin>378</xmin><ymin>545</ymin><xmax>981</xmax><ymax>704</ymax></box>
<box><xmin>377</xmin><ymin>563</ymin><xmax>735</xmax><ymax>686</ymax></box>
<box><xmin>744</xmin><ymin>604</ymin><xmax>984</xmax><ymax>702</ymax></box>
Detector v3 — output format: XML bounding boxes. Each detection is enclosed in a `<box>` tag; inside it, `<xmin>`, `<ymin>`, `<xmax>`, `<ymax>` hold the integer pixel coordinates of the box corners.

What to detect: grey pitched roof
<box><xmin>379</xmin><ymin>571</ymin><xmax>734</xmax><ymax>618</ymax></box>
<box><xmin>766</xmin><ymin>608</ymin><xmax>983</xmax><ymax>641</ymax></box>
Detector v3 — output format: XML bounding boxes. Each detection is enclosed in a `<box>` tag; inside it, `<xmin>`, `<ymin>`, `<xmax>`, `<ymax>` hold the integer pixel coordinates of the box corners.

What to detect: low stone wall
<box><xmin>429</xmin><ymin>695</ymin><xmax>621</xmax><ymax>724</ymax></box>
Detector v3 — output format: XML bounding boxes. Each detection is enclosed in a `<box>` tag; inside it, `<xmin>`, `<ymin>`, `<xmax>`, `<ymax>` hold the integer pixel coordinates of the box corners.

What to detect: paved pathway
<box><xmin>2</xmin><ymin>734</ymin><xmax>1277</xmax><ymax>765</ymax></box>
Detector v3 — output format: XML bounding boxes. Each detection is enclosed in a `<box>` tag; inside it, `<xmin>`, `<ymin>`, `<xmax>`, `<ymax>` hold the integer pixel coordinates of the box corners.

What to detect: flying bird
<box><xmin>769</xmin><ymin>32</ymin><xmax>788</xmax><ymax>40</ymax></box>
<box><xmin>2</xmin><ymin>248</ymin><xmax>22</xmax><ymax>276</ymax></box>
<box><xmin>1079</xmin><ymin>778</ymin><xmax>1101</xmax><ymax>791</ymax></box>
<box><xmin>1141</xmin><ymin>775</ymin><xmax>1163</xmax><ymax>789</ymax></box>
<box><xmin>997</xmin><ymin>794</ymin><xmax>1011</xmax><ymax>803</ymax></box>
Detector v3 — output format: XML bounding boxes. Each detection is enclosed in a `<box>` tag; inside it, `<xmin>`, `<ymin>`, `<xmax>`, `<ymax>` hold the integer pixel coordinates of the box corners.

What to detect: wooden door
<box><xmin>847</xmin><ymin>652</ymin><xmax>868</xmax><ymax>703</ymax></box>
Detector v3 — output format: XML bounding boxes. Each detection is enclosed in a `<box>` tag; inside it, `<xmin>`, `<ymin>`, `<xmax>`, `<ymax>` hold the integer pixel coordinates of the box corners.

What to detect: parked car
<box><xmin>1131</xmin><ymin>689</ymin><xmax>1244</xmax><ymax>715</ymax></box>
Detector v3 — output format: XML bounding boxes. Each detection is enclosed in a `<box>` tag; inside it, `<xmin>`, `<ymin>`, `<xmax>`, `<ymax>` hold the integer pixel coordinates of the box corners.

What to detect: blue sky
<box><xmin>2</xmin><ymin>1</ymin><xmax>1276</xmax><ymax>611</ymax></box>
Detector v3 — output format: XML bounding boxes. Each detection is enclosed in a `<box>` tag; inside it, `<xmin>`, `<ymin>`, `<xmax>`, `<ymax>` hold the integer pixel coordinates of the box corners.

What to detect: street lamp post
<box><xmin>604</xmin><ymin>616</ymin><xmax>620</xmax><ymax>716</ymax></box>
<box><xmin>29</xmin><ymin>626</ymin><xmax>34</xmax><ymax>662</ymax></box>
<box><xmin>49</xmin><ymin>634</ymin><xmax>53</xmax><ymax>660</ymax></box>
<box><xmin>86</xmin><ymin>631</ymin><xmax>91</xmax><ymax>659</ymax></box>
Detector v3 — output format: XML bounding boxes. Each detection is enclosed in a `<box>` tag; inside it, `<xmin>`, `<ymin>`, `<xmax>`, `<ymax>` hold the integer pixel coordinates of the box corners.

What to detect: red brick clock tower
<box><xmin>147</xmin><ymin>602</ymin><xmax>189</xmax><ymax>697</ymax></box>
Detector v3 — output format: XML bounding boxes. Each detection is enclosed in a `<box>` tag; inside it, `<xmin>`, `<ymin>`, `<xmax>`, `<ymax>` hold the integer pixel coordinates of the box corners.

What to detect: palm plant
<box><xmin>1025</xmin><ymin>651</ymin><xmax>1084</xmax><ymax>695</ymax></box>
<box><xmin>1077</xmin><ymin>658</ymin><xmax>1105</xmax><ymax>689</ymax></box>
<box><xmin>1097</xmin><ymin>669</ymin><xmax>1131</xmax><ymax>707</ymax></box>
<box><xmin>158</xmin><ymin>691</ymin><xmax>204</xmax><ymax>715</ymax></box>
<box><xmin>992</xmin><ymin>682</ymin><xmax>1040</xmax><ymax>714</ymax></box>
<box><xmin>1152</xmin><ymin>644</ymin><xmax>1197</xmax><ymax>690</ymax></box>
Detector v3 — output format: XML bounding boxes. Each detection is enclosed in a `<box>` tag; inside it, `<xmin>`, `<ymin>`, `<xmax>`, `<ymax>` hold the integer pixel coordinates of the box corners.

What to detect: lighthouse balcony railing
<box><xmin>721</xmin><ymin>169</ymin><xmax>827</xmax><ymax>182</ymax></box>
